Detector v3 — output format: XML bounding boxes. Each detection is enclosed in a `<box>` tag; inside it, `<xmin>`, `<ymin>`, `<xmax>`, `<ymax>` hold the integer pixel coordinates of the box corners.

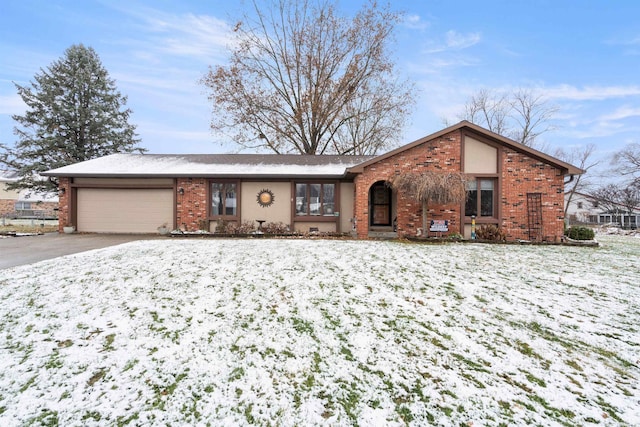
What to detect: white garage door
<box><xmin>77</xmin><ymin>188</ymin><xmax>174</xmax><ymax>233</ymax></box>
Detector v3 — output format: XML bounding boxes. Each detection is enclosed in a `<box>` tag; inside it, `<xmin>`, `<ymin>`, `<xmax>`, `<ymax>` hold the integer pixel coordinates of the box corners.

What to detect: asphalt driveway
<box><xmin>0</xmin><ymin>233</ymin><xmax>165</xmax><ymax>270</ymax></box>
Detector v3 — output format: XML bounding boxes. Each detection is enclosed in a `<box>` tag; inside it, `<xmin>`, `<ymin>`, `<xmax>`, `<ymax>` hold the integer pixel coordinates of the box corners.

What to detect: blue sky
<box><xmin>1</xmin><ymin>0</ymin><xmax>639</xmax><ymax>173</ymax></box>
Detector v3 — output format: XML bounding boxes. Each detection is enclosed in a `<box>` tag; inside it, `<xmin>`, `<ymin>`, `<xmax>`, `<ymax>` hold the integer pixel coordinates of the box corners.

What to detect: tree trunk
<box><xmin>422</xmin><ymin>200</ymin><xmax>428</xmax><ymax>237</ymax></box>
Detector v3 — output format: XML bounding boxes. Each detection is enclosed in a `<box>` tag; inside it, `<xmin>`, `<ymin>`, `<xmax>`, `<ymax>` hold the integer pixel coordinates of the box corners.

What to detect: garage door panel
<box><xmin>77</xmin><ymin>189</ymin><xmax>173</xmax><ymax>233</ymax></box>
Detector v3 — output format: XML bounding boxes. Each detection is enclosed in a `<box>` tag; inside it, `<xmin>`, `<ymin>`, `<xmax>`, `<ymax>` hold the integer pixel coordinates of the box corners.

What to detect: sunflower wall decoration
<box><xmin>257</xmin><ymin>189</ymin><xmax>275</xmax><ymax>207</ymax></box>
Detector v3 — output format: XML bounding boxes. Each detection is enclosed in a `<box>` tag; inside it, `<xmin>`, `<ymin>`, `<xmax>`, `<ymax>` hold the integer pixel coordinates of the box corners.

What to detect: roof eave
<box><xmin>40</xmin><ymin>172</ymin><xmax>351</xmax><ymax>180</ymax></box>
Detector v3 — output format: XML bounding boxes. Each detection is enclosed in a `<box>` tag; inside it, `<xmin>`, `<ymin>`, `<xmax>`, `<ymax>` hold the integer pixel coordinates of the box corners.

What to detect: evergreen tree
<box><xmin>0</xmin><ymin>44</ymin><xmax>144</xmax><ymax>193</ymax></box>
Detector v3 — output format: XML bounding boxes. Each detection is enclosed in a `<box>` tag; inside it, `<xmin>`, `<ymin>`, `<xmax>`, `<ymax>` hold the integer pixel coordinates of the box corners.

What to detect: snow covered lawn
<box><xmin>0</xmin><ymin>235</ymin><xmax>638</xmax><ymax>426</ymax></box>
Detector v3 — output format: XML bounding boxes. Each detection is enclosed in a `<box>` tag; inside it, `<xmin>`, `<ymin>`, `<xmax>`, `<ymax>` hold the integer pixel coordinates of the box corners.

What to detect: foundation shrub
<box><xmin>198</xmin><ymin>219</ymin><xmax>209</xmax><ymax>231</ymax></box>
<box><xmin>476</xmin><ymin>225</ymin><xmax>506</xmax><ymax>242</ymax></box>
<box><xmin>263</xmin><ymin>222</ymin><xmax>290</xmax><ymax>234</ymax></box>
<box><xmin>226</xmin><ymin>221</ymin><xmax>256</xmax><ymax>234</ymax></box>
<box><xmin>564</xmin><ymin>226</ymin><xmax>595</xmax><ymax>240</ymax></box>
<box><xmin>214</xmin><ymin>219</ymin><xmax>228</xmax><ymax>233</ymax></box>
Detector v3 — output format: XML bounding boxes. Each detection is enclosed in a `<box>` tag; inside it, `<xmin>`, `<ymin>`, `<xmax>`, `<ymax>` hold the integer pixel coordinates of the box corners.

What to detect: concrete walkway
<box><xmin>0</xmin><ymin>233</ymin><xmax>164</xmax><ymax>270</ymax></box>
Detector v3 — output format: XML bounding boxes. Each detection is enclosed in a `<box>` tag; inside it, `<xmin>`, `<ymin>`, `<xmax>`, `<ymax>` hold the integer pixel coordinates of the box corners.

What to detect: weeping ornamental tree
<box><xmin>0</xmin><ymin>44</ymin><xmax>144</xmax><ymax>194</ymax></box>
<box><xmin>389</xmin><ymin>171</ymin><xmax>468</xmax><ymax>236</ymax></box>
<box><xmin>201</xmin><ymin>0</ymin><xmax>414</xmax><ymax>155</ymax></box>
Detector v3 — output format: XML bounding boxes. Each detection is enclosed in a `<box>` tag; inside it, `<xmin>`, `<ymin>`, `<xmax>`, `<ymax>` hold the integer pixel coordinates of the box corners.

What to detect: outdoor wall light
<box><xmin>58</xmin><ymin>187</ymin><xmax>66</xmax><ymax>195</ymax></box>
<box><xmin>178</xmin><ymin>188</ymin><xmax>184</xmax><ymax>195</ymax></box>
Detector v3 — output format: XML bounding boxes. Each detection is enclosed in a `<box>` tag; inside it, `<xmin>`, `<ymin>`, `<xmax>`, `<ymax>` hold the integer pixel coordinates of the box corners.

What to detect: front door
<box><xmin>370</xmin><ymin>182</ymin><xmax>392</xmax><ymax>226</ymax></box>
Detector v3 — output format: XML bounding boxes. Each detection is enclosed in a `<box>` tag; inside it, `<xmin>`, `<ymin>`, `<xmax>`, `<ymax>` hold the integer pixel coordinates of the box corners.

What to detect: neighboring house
<box><xmin>0</xmin><ymin>170</ymin><xmax>58</xmax><ymax>219</ymax></box>
<box><xmin>566</xmin><ymin>191</ymin><xmax>640</xmax><ymax>228</ymax></box>
<box><xmin>42</xmin><ymin>121</ymin><xmax>583</xmax><ymax>241</ymax></box>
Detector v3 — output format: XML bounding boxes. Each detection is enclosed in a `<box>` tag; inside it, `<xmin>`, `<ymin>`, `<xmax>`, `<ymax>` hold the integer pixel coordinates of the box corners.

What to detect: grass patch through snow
<box><xmin>0</xmin><ymin>234</ymin><xmax>638</xmax><ymax>425</ymax></box>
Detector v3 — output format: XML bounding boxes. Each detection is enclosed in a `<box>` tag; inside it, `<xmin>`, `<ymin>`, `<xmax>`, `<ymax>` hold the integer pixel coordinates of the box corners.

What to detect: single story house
<box><xmin>1</xmin><ymin>170</ymin><xmax>59</xmax><ymax>219</ymax></box>
<box><xmin>42</xmin><ymin>121</ymin><xmax>584</xmax><ymax>241</ymax></box>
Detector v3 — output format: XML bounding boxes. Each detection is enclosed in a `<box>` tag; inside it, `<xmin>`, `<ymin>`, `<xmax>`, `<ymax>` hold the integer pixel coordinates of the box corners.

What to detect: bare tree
<box><xmin>617</xmin><ymin>185</ymin><xmax>640</xmax><ymax>227</ymax></box>
<box><xmin>201</xmin><ymin>0</ymin><xmax>414</xmax><ymax>155</ymax></box>
<box><xmin>590</xmin><ymin>184</ymin><xmax>623</xmax><ymax>225</ymax></box>
<box><xmin>388</xmin><ymin>171</ymin><xmax>468</xmax><ymax>236</ymax></box>
<box><xmin>590</xmin><ymin>183</ymin><xmax>640</xmax><ymax>227</ymax></box>
<box><xmin>508</xmin><ymin>88</ymin><xmax>559</xmax><ymax>148</ymax></box>
<box><xmin>614</xmin><ymin>143</ymin><xmax>640</xmax><ymax>189</ymax></box>
<box><xmin>460</xmin><ymin>89</ymin><xmax>509</xmax><ymax>135</ymax></box>
<box><xmin>554</xmin><ymin>143</ymin><xmax>598</xmax><ymax>220</ymax></box>
<box><xmin>457</xmin><ymin>87</ymin><xmax>558</xmax><ymax>149</ymax></box>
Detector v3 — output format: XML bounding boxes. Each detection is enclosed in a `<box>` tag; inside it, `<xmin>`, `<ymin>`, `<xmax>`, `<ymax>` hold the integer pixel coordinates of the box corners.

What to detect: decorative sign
<box><xmin>257</xmin><ymin>189</ymin><xmax>275</xmax><ymax>207</ymax></box>
<box><xmin>429</xmin><ymin>219</ymin><xmax>449</xmax><ymax>232</ymax></box>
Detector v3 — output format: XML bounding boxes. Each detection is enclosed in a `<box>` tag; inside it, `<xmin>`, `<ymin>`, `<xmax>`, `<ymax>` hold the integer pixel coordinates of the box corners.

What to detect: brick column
<box><xmin>57</xmin><ymin>177</ymin><xmax>71</xmax><ymax>233</ymax></box>
<box><xmin>176</xmin><ymin>178</ymin><xmax>208</xmax><ymax>231</ymax></box>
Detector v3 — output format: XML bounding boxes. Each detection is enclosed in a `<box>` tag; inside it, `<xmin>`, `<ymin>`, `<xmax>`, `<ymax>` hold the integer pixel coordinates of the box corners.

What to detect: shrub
<box><xmin>198</xmin><ymin>219</ymin><xmax>210</xmax><ymax>231</ymax></box>
<box><xmin>262</xmin><ymin>221</ymin><xmax>289</xmax><ymax>234</ymax></box>
<box><xmin>476</xmin><ymin>225</ymin><xmax>506</xmax><ymax>241</ymax></box>
<box><xmin>214</xmin><ymin>219</ymin><xmax>228</xmax><ymax>233</ymax></box>
<box><xmin>564</xmin><ymin>226</ymin><xmax>595</xmax><ymax>240</ymax></box>
<box><xmin>225</xmin><ymin>221</ymin><xmax>256</xmax><ymax>234</ymax></box>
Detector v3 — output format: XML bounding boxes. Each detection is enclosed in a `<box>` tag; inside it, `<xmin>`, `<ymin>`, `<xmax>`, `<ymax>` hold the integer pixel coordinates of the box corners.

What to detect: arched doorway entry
<box><xmin>369</xmin><ymin>181</ymin><xmax>393</xmax><ymax>227</ymax></box>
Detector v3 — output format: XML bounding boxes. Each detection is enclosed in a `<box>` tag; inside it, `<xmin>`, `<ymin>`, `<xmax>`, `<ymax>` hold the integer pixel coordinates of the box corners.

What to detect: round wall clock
<box><xmin>257</xmin><ymin>189</ymin><xmax>275</xmax><ymax>207</ymax></box>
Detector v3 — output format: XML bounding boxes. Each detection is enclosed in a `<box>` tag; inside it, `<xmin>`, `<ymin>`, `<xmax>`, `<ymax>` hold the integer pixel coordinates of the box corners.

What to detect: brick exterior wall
<box><xmin>57</xmin><ymin>177</ymin><xmax>71</xmax><ymax>232</ymax></box>
<box><xmin>176</xmin><ymin>177</ymin><xmax>208</xmax><ymax>231</ymax></box>
<box><xmin>354</xmin><ymin>131</ymin><xmax>463</xmax><ymax>239</ymax></box>
<box><xmin>0</xmin><ymin>200</ymin><xmax>14</xmax><ymax>216</ymax></box>
<box><xmin>500</xmin><ymin>148</ymin><xmax>565</xmax><ymax>242</ymax></box>
<box><xmin>354</xmin><ymin>130</ymin><xmax>567</xmax><ymax>242</ymax></box>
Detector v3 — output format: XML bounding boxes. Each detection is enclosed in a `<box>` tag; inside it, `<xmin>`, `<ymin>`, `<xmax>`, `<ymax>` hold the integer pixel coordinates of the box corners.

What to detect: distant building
<box><xmin>565</xmin><ymin>191</ymin><xmax>639</xmax><ymax>229</ymax></box>
<box><xmin>0</xmin><ymin>170</ymin><xmax>58</xmax><ymax>219</ymax></box>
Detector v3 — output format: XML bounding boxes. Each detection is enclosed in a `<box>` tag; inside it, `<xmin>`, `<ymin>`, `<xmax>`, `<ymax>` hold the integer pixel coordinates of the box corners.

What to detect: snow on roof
<box><xmin>41</xmin><ymin>153</ymin><xmax>377</xmax><ymax>178</ymax></box>
<box><xmin>0</xmin><ymin>170</ymin><xmax>20</xmax><ymax>181</ymax></box>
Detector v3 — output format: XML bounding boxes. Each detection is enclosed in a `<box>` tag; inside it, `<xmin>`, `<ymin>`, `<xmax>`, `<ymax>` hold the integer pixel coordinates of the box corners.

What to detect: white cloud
<box><xmin>103</xmin><ymin>4</ymin><xmax>234</xmax><ymax>64</ymax></box>
<box><xmin>543</xmin><ymin>84</ymin><xmax>640</xmax><ymax>101</ymax></box>
<box><xmin>404</xmin><ymin>14</ymin><xmax>429</xmax><ymax>30</ymax></box>
<box><xmin>567</xmin><ymin>121</ymin><xmax>626</xmax><ymax>139</ymax></box>
<box><xmin>599</xmin><ymin>105</ymin><xmax>640</xmax><ymax>121</ymax></box>
<box><xmin>144</xmin><ymin>13</ymin><xmax>234</xmax><ymax>60</ymax></box>
<box><xmin>445</xmin><ymin>30</ymin><xmax>481</xmax><ymax>50</ymax></box>
<box><xmin>606</xmin><ymin>34</ymin><xmax>640</xmax><ymax>46</ymax></box>
<box><xmin>421</xmin><ymin>30</ymin><xmax>481</xmax><ymax>54</ymax></box>
<box><xmin>405</xmin><ymin>56</ymin><xmax>479</xmax><ymax>75</ymax></box>
<box><xmin>113</xmin><ymin>70</ymin><xmax>201</xmax><ymax>95</ymax></box>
